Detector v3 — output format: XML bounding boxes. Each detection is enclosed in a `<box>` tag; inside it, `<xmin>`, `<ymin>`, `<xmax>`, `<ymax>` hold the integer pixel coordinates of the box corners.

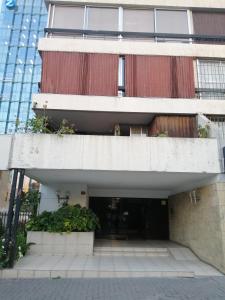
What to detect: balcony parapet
<box><xmin>6</xmin><ymin>134</ymin><xmax>220</xmax><ymax>174</ymax></box>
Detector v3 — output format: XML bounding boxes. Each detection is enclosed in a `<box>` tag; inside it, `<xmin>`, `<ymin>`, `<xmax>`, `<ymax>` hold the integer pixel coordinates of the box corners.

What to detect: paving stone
<box><xmin>0</xmin><ymin>277</ymin><xmax>225</xmax><ymax>300</ymax></box>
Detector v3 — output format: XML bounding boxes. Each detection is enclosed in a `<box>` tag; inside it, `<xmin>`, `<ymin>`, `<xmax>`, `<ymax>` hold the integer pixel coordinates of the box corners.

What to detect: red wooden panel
<box><xmin>172</xmin><ymin>57</ymin><xmax>195</xmax><ymax>98</ymax></box>
<box><xmin>125</xmin><ymin>55</ymin><xmax>195</xmax><ymax>99</ymax></box>
<box><xmin>125</xmin><ymin>55</ymin><xmax>172</xmax><ymax>98</ymax></box>
<box><xmin>85</xmin><ymin>53</ymin><xmax>118</xmax><ymax>96</ymax></box>
<box><xmin>41</xmin><ymin>51</ymin><xmax>85</xmax><ymax>94</ymax></box>
<box><xmin>149</xmin><ymin>115</ymin><xmax>197</xmax><ymax>137</ymax></box>
<box><xmin>41</xmin><ymin>52</ymin><xmax>118</xmax><ymax>96</ymax></box>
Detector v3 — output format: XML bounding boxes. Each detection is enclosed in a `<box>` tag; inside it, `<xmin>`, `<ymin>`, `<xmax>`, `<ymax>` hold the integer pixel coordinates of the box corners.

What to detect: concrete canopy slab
<box><xmin>25</xmin><ymin>169</ymin><xmax>218</xmax><ymax>197</ymax></box>
<box><xmin>2</xmin><ymin>134</ymin><xmax>220</xmax><ymax>197</ymax></box>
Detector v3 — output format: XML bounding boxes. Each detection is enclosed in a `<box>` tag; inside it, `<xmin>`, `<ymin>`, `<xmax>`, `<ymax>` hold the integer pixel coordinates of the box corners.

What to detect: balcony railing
<box><xmin>195</xmin><ymin>88</ymin><xmax>225</xmax><ymax>100</ymax></box>
<box><xmin>44</xmin><ymin>28</ymin><xmax>225</xmax><ymax>44</ymax></box>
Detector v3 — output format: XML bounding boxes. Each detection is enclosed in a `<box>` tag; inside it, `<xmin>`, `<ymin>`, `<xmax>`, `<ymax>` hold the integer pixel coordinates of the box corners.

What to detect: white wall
<box><xmin>39</xmin><ymin>183</ymin><xmax>88</xmax><ymax>212</ymax></box>
<box><xmin>9</xmin><ymin>134</ymin><xmax>221</xmax><ymax>174</ymax></box>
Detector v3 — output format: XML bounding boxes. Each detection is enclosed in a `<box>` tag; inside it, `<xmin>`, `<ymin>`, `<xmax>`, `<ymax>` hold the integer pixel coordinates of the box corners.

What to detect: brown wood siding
<box><xmin>193</xmin><ymin>11</ymin><xmax>225</xmax><ymax>36</ymax></box>
<box><xmin>125</xmin><ymin>55</ymin><xmax>195</xmax><ymax>99</ymax></box>
<box><xmin>41</xmin><ymin>52</ymin><xmax>118</xmax><ymax>96</ymax></box>
<box><xmin>85</xmin><ymin>53</ymin><xmax>118</xmax><ymax>96</ymax></box>
<box><xmin>41</xmin><ymin>52</ymin><xmax>85</xmax><ymax>95</ymax></box>
<box><xmin>149</xmin><ymin>116</ymin><xmax>197</xmax><ymax>138</ymax></box>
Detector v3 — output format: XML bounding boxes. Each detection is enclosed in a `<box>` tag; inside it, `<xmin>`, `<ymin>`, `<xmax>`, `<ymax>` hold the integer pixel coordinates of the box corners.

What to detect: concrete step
<box><xmin>94</xmin><ymin>247</ymin><xmax>170</xmax><ymax>257</ymax></box>
<box><xmin>1</xmin><ymin>269</ymin><xmax>195</xmax><ymax>279</ymax></box>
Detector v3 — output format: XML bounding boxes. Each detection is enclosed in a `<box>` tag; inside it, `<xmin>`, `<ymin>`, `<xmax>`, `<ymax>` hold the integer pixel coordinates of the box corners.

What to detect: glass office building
<box><xmin>0</xmin><ymin>0</ymin><xmax>47</xmax><ymax>133</ymax></box>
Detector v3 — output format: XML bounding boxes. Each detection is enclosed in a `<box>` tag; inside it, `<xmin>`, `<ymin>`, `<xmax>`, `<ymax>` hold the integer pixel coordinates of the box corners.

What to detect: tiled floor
<box><xmin>1</xmin><ymin>240</ymin><xmax>222</xmax><ymax>279</ymax></box>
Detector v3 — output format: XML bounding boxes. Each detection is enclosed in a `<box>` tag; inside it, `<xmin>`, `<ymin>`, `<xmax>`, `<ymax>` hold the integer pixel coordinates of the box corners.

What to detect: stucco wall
<box><xmin>0</xmin><ymin>135</ymin><xmax>12</xmax><ymax>171</ymax></box>
<box><xmin>0</xmin><ymin>171</ymin><xmax>10</xmax><ymax>210</ymax></box>
<box><xmin>169</xmin><ymin>182</ymin><xmax>225</xmax><ymax>273</ymax></box>
<box><xmin>39</xmin><ymin>183</ymin><xmax>89</xmax><ymax>212</ymax></box>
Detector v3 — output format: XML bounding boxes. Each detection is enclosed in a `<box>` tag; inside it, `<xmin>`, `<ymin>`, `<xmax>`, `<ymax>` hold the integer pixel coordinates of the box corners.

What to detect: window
<box><xmin>155</xmin><ymin>10</ymin><xmax>189</xmax><ymax>34</ymax></box>
<box><xmin>123</xmin><ymin>9</ymin><xmax>154</xmax><ymax>32</ymax></box>
<box><xmin>118</xmin><ymin>56</ymin><xmax>125</xmax><ymax>96</ymax></box>
<box><xmin>197</xmin><ymin>60</ymin><xmax>225</xmax><ymax>100</ymax></box>
<box><xmin>87</xmin><ymin>7</ymin><xmax>118</xmax><ymax>31</ymax></box>
<box><xmin>52</xmin><ymin>6</ymin><xmax>84</xmax><ymax>29</ymax></box>
<box><xmin>48</xmin><ymin>5</ymin><xmax>192</xmax><ymax>41</ymax></box>
<box><xmin>130</xmin><ymin>126</ymin><xmax>148</xmax><ymax>137</ymax></box>
<box><xmin>193</xmin><ymin>11</ymin><xmax>225</xmax><ymax>36</ymax></box>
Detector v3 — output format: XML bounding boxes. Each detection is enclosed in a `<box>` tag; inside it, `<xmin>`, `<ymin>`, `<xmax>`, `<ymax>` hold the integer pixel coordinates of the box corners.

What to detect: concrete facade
<box><xmin>169</xmin><ymin>182</ymin><xmax>225</xmax><ymax>273</ymax></box>
<box><xmin>33</xmin><ymin>94</ymin><xmax>225</xmax><ymax>116</ymax></box>
<box><xmin>44</xmin><ymin>0</ymin><xmax>225</xmax><ymax>10</ymax></box>
<box><xmin>8</xmin><ymin>134</ymin><xmax>220</xmax><ymax>174</ymax></box>
<box><xmin>38</xmin><ymin>38</ymin><xmax>225</xmax><ymax>59</ymax></box>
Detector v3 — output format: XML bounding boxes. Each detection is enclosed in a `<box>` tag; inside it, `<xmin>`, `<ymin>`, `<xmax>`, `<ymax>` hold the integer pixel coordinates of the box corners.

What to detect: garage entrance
<box><xmin>89</xmin><ymin>197</ymin><xmax>169</xmax><ymax>240</ymax></box>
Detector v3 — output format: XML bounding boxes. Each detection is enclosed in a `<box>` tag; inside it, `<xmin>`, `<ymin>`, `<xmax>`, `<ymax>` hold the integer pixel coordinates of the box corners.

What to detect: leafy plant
<box><xmin>26</xmin><ymin>204</ymin><xmax>100</xmax><ymax>233</ymax></box>
<box><xmin>16</xmin><ymin>231</ymin><xmax>29</xmax><ymax>260</ymax></box>
<box><xmin>0</xmin><ymin>229</ymin><xmax>30</xmax><ymax>268</ymax></box>
<box><xmin>57</xmin><ymin>119</ymin><xmax>75</xmax><ymax>136</ymax></box>
<box><xmin>27</xmin><ymin>115</ymin><xmax>52</xmax><ymax>133</ymax></box>
<box><xmin>198</xmin><ymin>124</ymin><xmax>210</xmax><ymax>138</ymax></box>
<box><xmin>21</xmin><ymin>190</ymin><xmax>41</xmax><ymax>217</ymax></box>
<box><xmin>156</xmin><ymin>130</ymin><xmax>169</xmax><ymax>137</ymax></box>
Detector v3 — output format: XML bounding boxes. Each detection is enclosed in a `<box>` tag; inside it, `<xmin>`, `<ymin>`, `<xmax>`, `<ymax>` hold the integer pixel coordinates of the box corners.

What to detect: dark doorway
<box><xmin>89</xmin><ymin>197</ymin><xmax>169</xmax><ymax>240</ymax></box>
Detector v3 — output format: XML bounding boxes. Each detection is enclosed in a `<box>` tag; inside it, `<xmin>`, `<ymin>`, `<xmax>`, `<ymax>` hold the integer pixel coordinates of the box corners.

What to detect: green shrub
<box><xmin>27</xmin><ymin>116</ymin><xmax>52</xmax><ymax>133</ymax></box>
<box><xmin>0</xmin><ymin>227</ymin><xmax>29</xmax><ymax>268</ymax></box>
<box><xmin>26</xmin><ymin>204</ymin><xmax>100</xmax><ymax>233</ymax></box>
<box><xmin>16</xmin><ymin>231</ymin><xmax>29</xmax><ymax>260</ymax></box>
<box><xmin>198</xmin><ymin>124</ymin><xmax>210</xmax><ymax>138</ymax></box>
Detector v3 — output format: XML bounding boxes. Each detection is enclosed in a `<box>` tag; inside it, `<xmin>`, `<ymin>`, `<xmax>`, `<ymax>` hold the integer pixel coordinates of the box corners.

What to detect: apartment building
<box><xmin>1</xmin><ymin>0</ymin><xmax>225</xmax><ymax>273</ymax></box>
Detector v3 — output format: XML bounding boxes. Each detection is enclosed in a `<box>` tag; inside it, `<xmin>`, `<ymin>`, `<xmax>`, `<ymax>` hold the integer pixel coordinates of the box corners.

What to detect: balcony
<box><xmin>1</xmin><ymin>134</ymin><xmax>220</xmax><ymax>196</ymax></box>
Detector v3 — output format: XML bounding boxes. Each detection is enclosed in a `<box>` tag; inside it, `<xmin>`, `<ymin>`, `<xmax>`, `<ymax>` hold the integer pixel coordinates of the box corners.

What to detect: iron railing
<box><xmin>44</xmin><ymin>28</ymin><xmax>225</xmax><ymax>43</ymax></box>
<box><xmin>196</xmin><ymin>88</ymin><xmax>225</xmax><ymax>100</ymax></box>
<box><xmin>0</xmin><ymin>211</ymin><xmax>31</xmax><ymax>232</ymax></box>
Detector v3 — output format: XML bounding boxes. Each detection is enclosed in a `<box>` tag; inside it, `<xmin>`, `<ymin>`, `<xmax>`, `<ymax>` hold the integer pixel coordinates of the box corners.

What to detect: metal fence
<box><xmin>0</xmin><ymin>211</ymin><xmax>32</xmax><ymax>233</ymax></box>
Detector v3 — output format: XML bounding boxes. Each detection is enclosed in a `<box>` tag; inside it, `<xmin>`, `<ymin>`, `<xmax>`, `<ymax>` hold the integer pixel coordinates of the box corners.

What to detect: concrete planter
<box><xmin>27</xmin><ymin>231</ymin><xmax>94</xmax><ymax>256</ymax></box>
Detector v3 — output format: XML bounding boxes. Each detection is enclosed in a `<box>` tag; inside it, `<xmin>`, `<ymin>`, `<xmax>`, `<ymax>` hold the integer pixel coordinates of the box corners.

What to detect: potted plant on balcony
<box><xmin>26</xmin><ymin>204</ymin><xmax>100</xmax><ymax>256</ymax></box>
<box><xmin>198</xmin><ymin>124</ymin><xmax>210</xmax><ymax>138</ymax></box>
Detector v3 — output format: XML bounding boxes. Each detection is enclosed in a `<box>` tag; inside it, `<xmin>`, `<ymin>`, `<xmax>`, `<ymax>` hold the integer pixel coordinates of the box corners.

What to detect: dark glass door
<box><xmin>89</xmin><ymin>197</ymin><xmax>169</xmax><ymax>240</ymax></box>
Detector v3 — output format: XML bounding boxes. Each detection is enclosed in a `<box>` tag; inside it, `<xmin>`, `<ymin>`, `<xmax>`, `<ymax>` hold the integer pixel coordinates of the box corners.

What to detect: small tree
<box><xmin>21</xmin><ymin>190</ymin><xmax>41</xmax><ymax>217</ymax></box>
